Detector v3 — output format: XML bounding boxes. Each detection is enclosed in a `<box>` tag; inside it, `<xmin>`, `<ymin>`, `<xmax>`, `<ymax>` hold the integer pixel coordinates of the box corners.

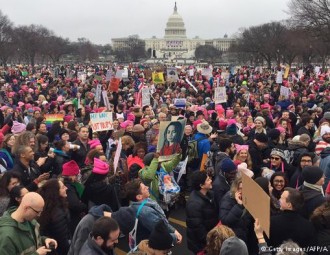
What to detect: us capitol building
<box><xmin>111</xmin><ymin>3</ymin><xmax>235</xmax><ymax>61</ymax></box>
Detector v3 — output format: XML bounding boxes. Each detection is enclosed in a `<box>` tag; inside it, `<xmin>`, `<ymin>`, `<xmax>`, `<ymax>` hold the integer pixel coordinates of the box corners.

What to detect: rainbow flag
<box><xmin>44</xmin><ymin>114</ymin><xmax>64</xmax><ymax>128</ymax></box>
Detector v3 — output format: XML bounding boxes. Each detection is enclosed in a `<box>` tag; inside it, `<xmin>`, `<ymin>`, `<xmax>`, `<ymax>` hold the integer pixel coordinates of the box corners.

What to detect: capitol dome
<box><xmin>164</xmin><ymin>2</ymin><xmax>187</xmax><ymax>39</ymax></box>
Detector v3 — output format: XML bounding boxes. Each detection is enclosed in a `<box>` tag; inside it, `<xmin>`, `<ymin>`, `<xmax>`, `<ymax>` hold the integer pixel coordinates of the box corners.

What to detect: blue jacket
<box><xmin>193</xmin><ymin>133</ymin><xmax>210</xmax><ymax>158</ymax></box>
<box><xmin>320</xmin><ymin>148</ymin><xmax>330</xmax><ymax>189</ymax></box>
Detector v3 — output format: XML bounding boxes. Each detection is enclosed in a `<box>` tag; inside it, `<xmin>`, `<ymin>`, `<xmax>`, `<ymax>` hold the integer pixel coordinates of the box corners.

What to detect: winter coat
<box><xmin>193</xmin><ymin>132</ymin><xmax>211</xmax><ymax>158</ymax></box>
<box><xmin>300</xmin><ymin>186</ymin><xmax>326</xmax><ymax>219</ymax></box>
<box><xmin>212</xmin><ymin>172</ymin><xmax>230</xmax><ymax>209</ymax></box>
<box><xmin>0</xmin><ymin>207</ymin><xmax>47</xmax><ymax>255</ymax></box>
<box><xmin>268</xmin><ymin>210</ymin><xmax>316</xmax><ymax>249</ymax></box>
<box><xmin>246</xmin><ymin>140</ymin><xmax>266</xmax><ymax>177</ymax></box>
<box><xmin>79</xmin><ymin>234</ymin><xmax>115</xmax><ymax>255</ymax></box>
<box><xmin>219</xmin><ymin>192</ymin><xmax>253</xmax><ymax>243</ymax></box>
<box><xmin>186</xmin><ymin>190</ymin><xmax>218</xmax><ymax>254</ymax></box>
<box><xmin>53</xmin><ymin>150</ymin><xmax>71</xmax><ymax>176</ymax></box>
<box><xmin>68</xmin><ymin>204</ymin><xmax>112</xmax><ymax>255</ymax></box>
<box><xmin>39</xmin><ymin>206</ymin><xmax>71</xmax><ymax>255</ymax></box>
<box><xmin>34</xmin><ymin>150</ymin><xmax>55</xmax><ymax>174</ymax></box>
<box><xmin>71</xmin><ymin>139</ymin><xmax>90</xmax><ymax>168</ymax></box>
<box><xmin>320</xmin><ymin>148</ymin><xmax>330</xmax><ymax>189</ymax></box>
<box><xmin>288</xmin><ymin>140</ymin><xmax>309</xmax><ymax>167</ymax></box>
<box><xmin>11</xmin><ymin>160</ymin><xmax>40</xmax><ymax>191</ymax></box>
<box><xmin>139</xmin><ymin>153</ymin><xmax>181</xmax><ymax>202</ymax></box>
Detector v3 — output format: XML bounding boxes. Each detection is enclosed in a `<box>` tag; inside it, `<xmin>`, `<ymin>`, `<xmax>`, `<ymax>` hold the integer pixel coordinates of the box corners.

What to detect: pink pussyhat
<box><xmin>92</xmin><ymin>158</ymin><xmax>109</xmax><ymax>175</ymax></box>
<box><xmin>88</xmin><ymin>139</ymin><xmax>102</xmax><ymax>149</ymax></box>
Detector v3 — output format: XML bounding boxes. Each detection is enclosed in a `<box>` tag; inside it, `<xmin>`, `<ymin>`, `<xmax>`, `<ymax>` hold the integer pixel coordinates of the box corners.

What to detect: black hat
<box><xmin>196</xmin><ymin>110</ymin><xmax>204</xmax><ymax>117</ymax></box>
<box><xmin>268</xmin><ymin>129</ymin><xmax>280</xmax><ymax>140</ymax></box>
<box><xmin>143</xmin><ymin>152</ymin><xmax>155</xmax><ymax>166</ymax></box>
<box><xmin>148</xmin><ymin>220</ymin><xmax>173</xmax><ymax>250</ymax></box>
<box><xmin>190</xmin><ymin>171</ymin><xmax>208</xmax><ymax>191</ymax></box>
<box><xmin>255</xmin><ymin>133</ymin><xmax>268</xmax><ymax>143</ymax></box>
<box><xmin>302</xmin><ymin>166</ymin><xmax>324</xmax><ymax>185</ymax></box>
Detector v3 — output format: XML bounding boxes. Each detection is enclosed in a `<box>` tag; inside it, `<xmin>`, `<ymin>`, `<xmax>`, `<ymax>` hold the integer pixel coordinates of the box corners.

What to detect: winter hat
<box><xmin>11</xmin><ymin>121</ymin><xmax>26</xmax><ymax>135</ymax></box>
<box><xmin>92</xmin><ymin>158</ymin><xmax>109</xmax><ymax>175</ymax></box>
<box><xmin>226</xmin><ymin>109</ymin><xmax>234</xmax><ymax>119</ymax></box>
<box><xmin>254</xmin><ymin>116</ymin><xmax>266</xmax><ymax>125</ymax></box>
<box><xmin>143</xmin><ymin>152</ymin><xmax>155</xmax><ymax>166</ymax></box>
<box><xmin>132</xmin><ymin>124</ymin><xmax>145</xmax><ymax>133</ymax></box>
<box><xmin>148</xmin><ymin>220</ymin><xmax>174</xmax><ymax>250</ymax></box>
<box><xmin>255</xmin><ymin>133</ymin><xmax>268</xmax><ymax>143</ymax></box>
<box><xmin>321</xmin><ymin>125</ymin><xmax>330</xmax><ymax>137</ymax></box>
<box><xmin>324</xmin><ymin>112</ymin><xmax>330</xmax><ymax>121</ymax></box>
<box><xmin>127</xmin><ymin>113</ymin><xmax>136</xmax><ymax>122</ymax></box>
<box><xmin>111</xmin><ymin>206</ymin><xmax>136</xmax><ymax>235</ymax></box>
<box><xmin>255</xmin><ymin>177</ymin><xmax>270</xmax><ymax>195</ymax></box>
<box><xmin>193</xmin><ymin>120</ymin><xmax>203</xmax><ymax>129</ymax></box>
<box><xmin>62</xmin><ymin>160</ymin><xmax>80</xmax><ymax>176</ymax></box>
<box><xmin>302</xmin><ymin>166</ymin><xmax>324</xmax><ymax>185</ymax></box>
<box><xmin>234</xmin><ymin>144</ymin><xmax>249</xmax><ymax>153</ymax></box>
<box><xmin>276</xmin><ymin>126</ymin><xmax>286</xmax><ymax>134</ymax></box>
<box><xmin>237</xmin><ymin>163</ymin><xmax>254</xmax><ymax>178</ymax></box>
<box><xmin>220</xmin><ymin>236</ymin><xmax>248</xmax><ymax>255</ymax></box>
<box><xmin>268</xmin><ymin>129</ymin><xmax>280</xmax><ymax>140</ymax></box>
<box><xmin>88</xmin><ymin>139</ymin><xmax>102</xmax><ymax>149</ymax></box>
<box><xmin>270</xmin><ymin>148</ymin><xmax>285</xmax><ymax>160</ymax></box>
<box><xmin>221</xmin><ymin>158</ymin><xmax>237</xmax><ymax>173</ymax></box>
<box><xmin>226</xmin><ymin>124</ymin><xmax>237</xmax><ymax>135</ymax></box>
<box><xmin>140</xmin><ymin>118</ymin><xmax>148</xmax><ymax>127</ymax></box>
<box><xmin>64</xmin><ymin>115</ymin><xmax>74</xmax><ymax>123</ymax></box>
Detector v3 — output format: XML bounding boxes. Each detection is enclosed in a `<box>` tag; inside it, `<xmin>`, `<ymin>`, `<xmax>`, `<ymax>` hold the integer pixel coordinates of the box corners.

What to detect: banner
<box><xmin>142</xmin><ymin>87</ymin><xmax>150</xmax><ymax>107</ymax></box>
<box><xmin>109</xmin><ymin>77</ymin><xmax>120</xmax><ymax>92</ymax></box>
<box><xmin>113</xmin><ymin>138</ymin><xmax>122</xmax><ymax>174</ymax></box>
<box><xmin>167</xmin><ymin>67</ymin><xmax>179</xmax><ymax>83</ymax></box>
<box><xmin>214</xmin><ymin>87</ymin><xmax>227</xmax><ymax>104</ymax></box>
<box><xmin>152</xmin><ymin>72</ymin><xmax>165</xmax><ymax>84</ymax></box>
<box><xmin>44</xmin><ymin>114</ymin><xmax>64</xmax><ymax>128</ymax></box>
<box><xmin>174</xmin><ymin>98</ymin><xmax>186</xmax><ymax>109</ymax></box>
<box><xmin>90</xmin><ymin>112</ymin><xmax>114</xmax><ymax>132</ymax></box>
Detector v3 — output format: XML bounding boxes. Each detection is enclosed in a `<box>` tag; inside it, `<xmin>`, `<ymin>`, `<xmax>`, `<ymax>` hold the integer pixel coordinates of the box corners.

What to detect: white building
<box><xmin>112</xmin><ymin>3</ymin><xmax>235</xmax><ymax>60</ymax></box>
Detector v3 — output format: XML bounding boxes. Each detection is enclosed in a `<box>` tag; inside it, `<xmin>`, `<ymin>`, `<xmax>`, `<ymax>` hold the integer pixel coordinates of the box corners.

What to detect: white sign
<box><xmin>298</xmin><ymin>69</ymin><xmax>304</xmax><ymax>79</ymax></box>
<box><xmin>142</xmin><ymin>87</ymin><xmax>150</xmax><ymax>107</ymax></box>
<box><xmin>177</xmin><ymin>157</ymin><xmax>188</xmax><ymax>183</ymax></box>
<box><xmin>106</xmin><ymin>70</ymin><xmax>113</xmax><ymax>81</ymax></box>
<box><xmin>115</xmin><ymin>70</ymin><xmax>124</xmax><ymax>79</ymax></box>
<box><xmin>280</xmin><ymin>86</ymin><xmax>290</xmax><ymax>99</ymax></box>
<box><xmin>95</xmin><ymin>84</ymin><xmax>102</xmax><ymax>103</ymax></box>
<box><xmin>90</xmin><ymin>112</ymin><xmax>114</xmax><ymax>132</ymax></box>
<box><xmin>113</xmin><ymin>138</ymin><xmax>122</xmax><ymax>174</ymax></box>
<box><xmin>189</xmin><ymin>69</ymin><xmax>194</xmax><ymax>77</ymax></box>
<box><xmin>185</xmin><ymin>78</ymin><xmax>198</xmax><ymax>93</ymax></box>
<box><xmin>202</xmin><ymin>68</ymin><xmax>212</xmax><ymax>79</ymax></box>
<box><xmin>276</xmin><ymin>71</ymin><xmax>283</xmax><ymax>84</ymax></box>
<box><xmin>102</xmin><ymin>90</ymin><xmax>111</xmax><ymax>110</ymax></box>
<box><xmin>214</xmin><ymin>87</ymin><xmax>227</xmax><ymax>104</ymax></box>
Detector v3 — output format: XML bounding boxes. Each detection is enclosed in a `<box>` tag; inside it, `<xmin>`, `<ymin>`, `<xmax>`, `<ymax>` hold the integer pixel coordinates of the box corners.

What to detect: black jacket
<box><xmin>186</xmin><ymin>190</ymin><xmax>218</xmax><ymax>254</ymax></box>
<box><xmin>53</xmin><ymin>152</ymin><xmax>71</xmax><ymax>176</ymax></box>
<box><xmin>246</xmin><ymin>140</ymin><xmax>265</xmax><ymax>177</ymax></box>
<box><xmin>212</xmin><ymin>172</ymin><xmax>230</xmax><ymax>210</ymax></box>
<box><xmin>300</xmin><ymin>186</ymin><xmax>326</xmax><ymax>219</ymax></box>
<box><xmin>71</xmin><ymin>139</ymin><xmax>90</xmax><ymax>168</ymax></box>
<box><xmin>268</xmin><ymin>210</ymin><xmax>316</xmax><ymax>249</ymax></box>
<box><xmin>11</xmin><ymin>160</ymin><xmax>40</xmax><ymax>191</ymax></box>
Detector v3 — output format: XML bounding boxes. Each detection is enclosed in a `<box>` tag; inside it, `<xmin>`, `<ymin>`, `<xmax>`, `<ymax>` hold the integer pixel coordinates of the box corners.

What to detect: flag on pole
<box><xmin>134</xmin><ymin>76</ymin><xmax>144</xmax><ymax>106</ymax></box>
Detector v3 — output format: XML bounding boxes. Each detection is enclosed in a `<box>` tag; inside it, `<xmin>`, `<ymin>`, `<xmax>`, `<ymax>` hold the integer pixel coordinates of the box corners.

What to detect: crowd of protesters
<box><xmin>0</xmin><ymin>63</ymin><xmax>329</xmax><ymax>255</ymax></box>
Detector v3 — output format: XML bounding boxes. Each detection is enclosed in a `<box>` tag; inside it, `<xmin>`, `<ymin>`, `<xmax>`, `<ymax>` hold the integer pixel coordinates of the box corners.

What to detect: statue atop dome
<box><xmin>174</xmin><ymin>2</ymin><xmax>177</xmax><ymax>13</ymax></box>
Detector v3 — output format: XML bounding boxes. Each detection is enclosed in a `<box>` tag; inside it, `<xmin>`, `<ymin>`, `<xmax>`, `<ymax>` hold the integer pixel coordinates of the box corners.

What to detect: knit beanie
<box><xmin>321</xmin><ymin>125</ymin><xmax>330</xmax><ymax>137</ymax></box>
<box><xmin>92</xmin><ymin>158</ymin><xmax>109</xmax><ymax>175</ymax></box>
<box><xmin>255</xmin><ymin>133</ymin><xmax>268</xmax><ymax>143</ymax></box>
<box><xmin>221</xmin><ymin>158</ymin><xmax>237</xmax><ymax>173</ymax></box>
<box><xmin>148</xmin><ymin>220</ymin><xmax>173</xmax><ymax>250</ymax></box>
<box><xmin>11</xmin><ymin>121</ymin><xmax>26</xmax><ymax>135</ymax></box>
<box><xmin>270</xmin><ymin>148</ymin><xmax>285</xmax><ymax>160</ymax></box>
<box><xmin>268</xmin><ymin>129</ymin><xmax>280</xmax><ymax>140</ymax></box>
<box><xmin>254</xmin><ymin>116</ymin><xmax>266</xmax><ymax>125</ymax></box>
<box><xmin>220</xmin><ymin>236</ymin><xmax>248</xmax><ymax>255</ymax></box>
<box><xmin>88</xmin><ymin>139</ymin><xmax>102</xmax><ymax>149</ymax></box>
<box><xmin>143</xmin><ymin>152</ymin><xmax>155</xmax><ymax>166</ymax></box>
<box><xmin>302</xmin><ymin>166</ymin><xmax>324</xmax><ymax>185</ymax></box>
<box><xmin>226</xmin><ymin>124</ymin><xmax>237</xmax><ymax>135</ymax></box>
<box><xmin>62</xmin><ymin>160</ymin><xmax>80</xmax><ymax>176</ymax></box>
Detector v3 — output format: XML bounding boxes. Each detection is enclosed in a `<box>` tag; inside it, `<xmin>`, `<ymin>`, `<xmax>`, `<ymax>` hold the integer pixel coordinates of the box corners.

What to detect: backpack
<box><xmin>187</xmin><ymin>137</ymin><xmax>208</xmax><ymax>164</ymax></box>
<box><xmin>129</xmin><ymin>199</ymin><xmax>147</xmax><ymax>251</ymax></box>
<box><xmin>157</xmin><ymin>167</ymin><xmax>180</xmax><ymax>206</ymax></box>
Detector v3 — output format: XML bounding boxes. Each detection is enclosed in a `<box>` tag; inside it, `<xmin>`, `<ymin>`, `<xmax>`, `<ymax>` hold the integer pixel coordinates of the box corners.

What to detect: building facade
<box><xmin>112</xmin><ymin>3</ymin><xmax>235</xmax><ymax>60</ymax></box>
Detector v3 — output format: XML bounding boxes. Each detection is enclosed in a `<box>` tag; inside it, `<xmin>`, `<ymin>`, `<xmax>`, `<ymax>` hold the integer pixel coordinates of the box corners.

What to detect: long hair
<box><xmin>229</xmin><ymin>176</ymin><xmax>242</xmax><ymax>198</ymax></box>
<box><xmin>35</xmin><ymin>134</ymin><xmax>49</xmax><ymax>153</ymax></box>
<box><xmin>0</xmin><ymin>171</ymin><xmax>21</xmax><ymax>197</ymax></box>
<box><xmin>163</xmin><ymin>122</ymin><xmax>182</xmax><ymax>145</ymax></box>
<box><xmin>205</xmin><ymin>224</ymin><xmax>235</xmax><ymax>255</ymax></box>
<box><xmin>37</xmin><ymin>179</ymin><xmax>68</xmax><ymax>228</ymax></box>
<box><xmin>8</xmin><ymin>185</ymin><xmax>25</xmax><ymax>208</ymax></box>
<box><xmin>233</xmin><ymin>150</ymin><xmax>252</xmax><ymax>169</ymax></box>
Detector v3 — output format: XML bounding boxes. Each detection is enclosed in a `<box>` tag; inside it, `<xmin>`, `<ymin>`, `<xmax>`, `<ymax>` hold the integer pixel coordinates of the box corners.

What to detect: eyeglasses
<box><xmin>29</xmin><ymin>206</ymin><xmax>43</xmax><ymax>215</ymax></box>
<box><xmin>301</xmin><ymin>159</ymin><xmax>312</xmax><ymax>163</ymax></box>
<box><xmin>271</xmin><ymin>157</ymin><xmax>281</xmax><ymax>161</ymax></box>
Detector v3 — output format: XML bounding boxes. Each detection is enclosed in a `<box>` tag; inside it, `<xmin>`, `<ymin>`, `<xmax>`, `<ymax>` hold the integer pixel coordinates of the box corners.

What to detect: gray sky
<box><xmin>0</xmin><ymin>0</ymin><xmax>290</xmax><ymax>45</ymax></box>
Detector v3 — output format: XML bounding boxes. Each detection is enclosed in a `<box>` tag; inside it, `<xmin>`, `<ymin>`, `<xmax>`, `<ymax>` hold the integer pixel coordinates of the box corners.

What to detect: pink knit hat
<box><xmin>88</xmin><ymin>139</ymin><xmax>102</xmax><ymax>149</ymax></box>
<box><xmin>64</xmin><ymin>115</ymin><xmax>74</xmax><ymax>123</ymax></box>
<box><xmin>11</xmin><ymin>121</ymin><xmax>26</xmax><ymax>135</ymax></box>
<box><xmin>92</xmin><ymin>158</ymin><xmax>109</xmax><ymax>175</ymax></box>
<box><xmin>276</xmin><ymin>126</ymin><xmax>286</xmax><ymax>134</ymax></box>
<box><xmin>62</xmin><ymin>160</ymin><xmax>80</xmax><ymax>176</ymax></box>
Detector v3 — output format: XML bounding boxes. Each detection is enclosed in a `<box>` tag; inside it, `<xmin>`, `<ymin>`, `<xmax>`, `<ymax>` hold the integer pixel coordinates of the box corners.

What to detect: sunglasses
<box><xmin>271</xmin><ymin>157</ymin><xmax>281</xmax><ymax>161</ymax></box>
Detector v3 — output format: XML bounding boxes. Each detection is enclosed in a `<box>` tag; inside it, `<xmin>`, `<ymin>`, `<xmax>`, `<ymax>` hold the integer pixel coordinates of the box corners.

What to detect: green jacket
<box><xmin>139</xmin><ymin>154</ymin><xmax>181</xmax><ymax>202</ymax></box>
<box><xmin>0</xmin><ymin>207</ymin><xmax>47</xmax><ymax>255</ymax></box>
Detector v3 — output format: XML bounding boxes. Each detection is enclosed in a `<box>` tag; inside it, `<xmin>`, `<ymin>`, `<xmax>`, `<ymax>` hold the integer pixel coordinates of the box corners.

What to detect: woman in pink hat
<box><xmin>233</xmin><ymin>144</ymin><xmax>252</xmax><ymax>169</ymax></box>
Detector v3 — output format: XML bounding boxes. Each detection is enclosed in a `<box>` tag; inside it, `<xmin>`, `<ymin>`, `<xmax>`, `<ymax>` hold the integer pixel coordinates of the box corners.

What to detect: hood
<box><xmin>288</xmin><ymin>140</ymin><xmax>306</xmax><ymax>150</ymax></box>
<box><xmin>88</xmin><ymin>204</ymin><xmax>112</xmax><ymax>217</ymax></box>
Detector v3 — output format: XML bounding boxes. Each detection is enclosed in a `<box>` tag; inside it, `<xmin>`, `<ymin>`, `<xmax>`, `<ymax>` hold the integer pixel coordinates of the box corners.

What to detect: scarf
<box><xmin>303</xmin><ymin>181</ymin><xmax>325</xmax><ymax>197</ymax></box>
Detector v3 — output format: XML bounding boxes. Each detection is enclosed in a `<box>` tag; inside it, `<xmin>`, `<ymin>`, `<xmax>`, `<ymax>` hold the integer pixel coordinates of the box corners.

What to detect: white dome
<box><xmin>164</xmin><ymin>3</ymin><xmax>187</xmax><ymax>39</ymax></box>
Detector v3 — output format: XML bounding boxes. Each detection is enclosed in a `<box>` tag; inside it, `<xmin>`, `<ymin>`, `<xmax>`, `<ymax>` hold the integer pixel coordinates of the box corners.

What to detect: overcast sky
<box><xmin>0</xmin><ymin>0</ymin><xmax>290</xmax><ymax>45</ymax></box>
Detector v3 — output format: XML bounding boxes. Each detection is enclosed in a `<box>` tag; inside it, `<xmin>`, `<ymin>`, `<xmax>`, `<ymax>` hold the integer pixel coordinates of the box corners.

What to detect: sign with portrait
<box><xmin>157</xmin><ymin>119</ymin><xmax>186</xmax><ymax>162</ymax></box>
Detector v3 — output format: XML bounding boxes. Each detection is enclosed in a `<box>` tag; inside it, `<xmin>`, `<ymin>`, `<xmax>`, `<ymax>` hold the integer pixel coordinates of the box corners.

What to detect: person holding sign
<box><xmin>160</xmin><ymin>122</ymin><xmax>182</xmax><ymax>157</ymax></box>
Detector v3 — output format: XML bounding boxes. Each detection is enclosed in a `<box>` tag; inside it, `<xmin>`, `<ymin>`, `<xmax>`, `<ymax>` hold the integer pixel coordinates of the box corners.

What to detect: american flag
<box><xmin>134</xmin><ymin>76</ymin><xmax>144</xmax><ymax>106</ymax></box>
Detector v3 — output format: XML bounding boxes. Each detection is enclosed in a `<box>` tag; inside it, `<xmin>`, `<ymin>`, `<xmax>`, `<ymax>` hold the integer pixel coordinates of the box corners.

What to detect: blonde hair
<box><xmin>205</xmin><ymin>225</ymin><xmax>235</xmax><ymax>255</ymax></box>
<box><xmin>233</xmin><ymin>150</ymin><xmax>253</xmax><ymax>169</ymax></box>
<box><xmin>121</xmin><ymin>135</ymin><xmax>135</xmax><ymax>148</ymax></box>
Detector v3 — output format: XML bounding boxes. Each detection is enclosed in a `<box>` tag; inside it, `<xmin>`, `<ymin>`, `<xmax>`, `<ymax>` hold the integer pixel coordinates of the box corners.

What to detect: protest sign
<box><xmin>176</xmin><ymin>157</ymin><xmax>188</xmax><ymax>183</ymax></box>
<box><xmin>90</xmin><ymin>112</ymin><xmax>114</xmax><ymax>132</ymax></box>
<box><xmin>44</xmin><ymin>114</ymin><xmax>64</xmax><ymax>128</ymax></box>
<box><xmin>102</xmin><ymin>90</ymin><xmax>111</xmax><ymax>110</ymax></box>
<box><xmin>109</xmin><ymin>77</ymin><xmax>120</xmax><ymax>92</ymax></box>
<box><xmin>284</xmin><ymin>65</ymin><xmax>290</xmax><ymax>79</ymax></box>
<box><xmin>185</xmin><ymin>78</ymin><xmax>198</xmax><ymax>93</ymax></box>
<box><xmin>115</xmin><ymin>69</ymin><xmax>124</xmax><ymax>79</ymax></box>
<box><xmin>152</xmin><ymin>72</ymin><xmax>165</xmax><ymax>83</ymax></box>
<box><xmin>142</xmin><ymin>87</ymin><xmax>150</xmax><ymax>107</ymax></box>
<box><xmin>276</xmin><ymin>71</ymin><xmax>283</xmax><ymax>84</ymax></box>
<box><xmin>174</xmin><ymin>98</ymin><xmax>186</xmax><ymax>109</ymax></box>
<box><xmin>106</xmin><ymin>70</ymin><xmax>113</xmax><ymax>81</ymax></box>
<box><xmin>214</xmin><ymin>87</ymin><xmax>227</xmax><ymax>104</ymax></box>
<box><xmin>298</xmin><ymin>69</ymin><xmax>304</xmax><ymax>79</ymax></box>
<box><xmin>113</xmin><ymin>138</ymin><xmax>122</xmax><ymax>174</ymax></box>
<box><xmin>280</xmin><ymin>86</ymin><xmax>290</xmax><ymax>99</ymax></box>
<box><xmin>202</xmin><ymin>68</ymin><xmax>212</xmax><ymax>79</ymax></box>
<box><xmin>95</xmin><ymin>84</ymin><xmax>102</xmax><ymax>103</ymax></box>
<box><xmin>242</xmin><ymin>173</ymin><xmax>270</xmax><ymax>238</ymax></box>
<box><xmin>167</xmin><ymin>67</ymin><xmax>179</xmax><ymax>83</ymax></box>
<box><xmin>157</xmin><ymin>119</ymin><xmax>186</xmax><ymax>162</ymax></box>
<box><xmin>188</xmin><ymin>69</ymin><xmax>194</xmax><ymax>77</ymax></box>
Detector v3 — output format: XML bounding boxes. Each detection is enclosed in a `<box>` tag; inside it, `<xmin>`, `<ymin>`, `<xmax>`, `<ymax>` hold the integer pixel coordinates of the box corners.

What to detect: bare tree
<box><xmin>0</xmin><ymin>10</ymin><xmax>15</xmax><ymax>65</ymax></box>
<box><xmin>194</xmin><ymin>45</ymin><xmax>222</xmax><ymax>63</ymax></box>
<box><xmin>44</xmin><ymin>36</ymin><xmax>71</xmax><ymax>65</ymax></box>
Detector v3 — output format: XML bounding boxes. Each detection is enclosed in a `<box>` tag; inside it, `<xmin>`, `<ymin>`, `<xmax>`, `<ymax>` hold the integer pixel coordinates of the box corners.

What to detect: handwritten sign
<box><xmin>276</xmin><ymin>71</ymin><xmax>283</xmax><ymax>84</ymax></box>
<box><xmin>142</xmin><ymin>87</ymin><xmax>150</xmax><ymax>107</ymax></box>
<box><xmin>95</xmin><ymin>84</ymin><xmax>102</xmax><ymax>103</ymax></box>
<box><xmin>113</xmin><ymin>138</ymin><xmax>122</xmax><ymax>174</ymax></box>
<box><xmin>90</xmin><ymin>112</ymin><xmax>114</xmax><ymax>132</ymax></box>
<box><xmin>214</xmin><ymin>87</ymin><xmax>227</xmax><ymax>104</ymax></box>
<box><xmin>280</xmin><ymin>86</ymin><xmax>290</xmax><ymax>99</ymax></box>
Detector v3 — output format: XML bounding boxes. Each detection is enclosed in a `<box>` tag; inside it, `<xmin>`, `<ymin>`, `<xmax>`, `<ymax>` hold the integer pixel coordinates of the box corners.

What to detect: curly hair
<box><xmin>37</xmin><ymin>179</ymin><xmax>68</xmax><ymax>229</ymax></box>
<box><xmin>205</xmin><ymin>224</ymin><xmax>235</xmax><ymax>255</ymax></box>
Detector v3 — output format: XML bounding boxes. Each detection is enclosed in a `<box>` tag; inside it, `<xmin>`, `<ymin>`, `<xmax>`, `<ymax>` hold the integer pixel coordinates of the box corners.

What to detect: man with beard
<box><xmin>315</xmin><ymin>125</ymin><xmax>330</xmax><ymax>156</ymax></box>
<box><xmin>79</xmin><ymin>217</ymin><xmax>120</xmax><ymax>255</ymax></box>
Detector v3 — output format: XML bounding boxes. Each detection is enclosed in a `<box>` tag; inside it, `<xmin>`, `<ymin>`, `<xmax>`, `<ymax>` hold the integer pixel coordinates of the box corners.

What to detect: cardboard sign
<box><xmin>142</xmin><ymin>87</ymin><xmax>150</xmax><ymax>107</ymax></box>
<box><xmin>214</xmin><ymin>87</ymin><xmax>227</xmax><ymax>104</ymax></box>
<box><xmin>284</xmin><ymin>65</ymin><xmax>290</xmax><ymax>79</ymax></box>
<box><xmin>242</xmin><ymin>173</ymin><xmax>270</xmax><ymax>238</ymax></box>
<box><xmin>109</xmin><ymin>77</ymin><xmax>120</xmax><ymax>92</ymax></box>
<box><xmin>200</xmin><ymin>154</ymin><xmax>208</xmax><ymax>171</ymax></box>
<box><xmin>90</xmin><ymin>112</ymin><xmax>114</xmax><ymax>132</ymax></box>
<box><xmin>152</xmin><ymin>72</ymin><xmax>165</xmax><ymax>84</ymax></box>
<box><xmin>113</xmin><ymin>138</ymin><xmax>122</xmax><ymax>174</ymax></box>
<box><xmin>280</xmin><ymin>86</ymin><xmax>290</xmax><ymax>99</ymax></box>
<box><xmin>276</xmin><ymin>71</ymin><xmax>283</xmax><ymax>84</ymax></box>
<box><xmin>174</xmin><ymin>98</ymin><xmax>186</xmax><ymax>109</ymax></box>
